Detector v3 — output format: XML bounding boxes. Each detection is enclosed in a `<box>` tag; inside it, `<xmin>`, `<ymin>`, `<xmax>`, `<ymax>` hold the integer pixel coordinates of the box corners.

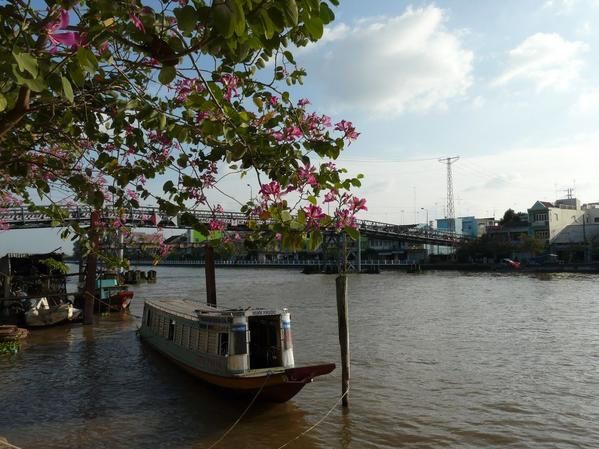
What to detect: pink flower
<box><xmin>130</xmin><ymin>13</ymin><xmax>145</xmax><ymax>33</ymax></box>
<box><xmin>351</xmin><ymin>197</ymin><xmax>368</xmax><ymax>212</ymax></box>
<box><xmin>334</xmin><ymin>120</ymin><xmax>360</xmax><ymax>143</ymax></box>
<box><xmin>275</xmin><ymin>233</ymin><xmax>282</xmax><ymax>241</ymax></box>
<box><xmin>46</xmin><ymin>9</ymin><xmax>82</xmax><ymax>51</ymax></box>
<box><xmin>335</xmin><ymin>209</ymin><xmax>357</xmax><ymax>230</ymax></box>
<box><xmin>209</xmin><ymin>219</ymin><xmax>225</xmax><ymax>232</ymax></box>
<box><xmin>196</xmin><ymin>111</ymin><xmax>209</xmax><ymax>122</ymax></box>
<box><xmin>259</xmin><ymin>181</ymin><xmax>281</xmax><ymax>199</ymax></box>
<box><xmin>175</xmin><ymin>78</ymin><xmax>204</xmax><ymax>102</ymax></box>
<box><xmin>269</xmin><ymin>131</ymin><xmax>284</xmax><ymax>142</ymax></box>
<box><xmin>97</xmin><ymin>41</ymin><xmax>110</xmax><ymax>55</ymax></box>
<box><xmin>298</xmin><ymin>164</ymin><xmax>317</xmax><ymax>187</ymax></box>
<box><xmin>284</xmin><ymin>126</ymin><xmax>303</xmax><ymax>140</ymax></box>
<box><xmin>297</xmin><ymin>98</ymin><xmax>310</xmax><ymax>107</ymax></box>
<box><xmin>324</xmin><ymin>190</ymin><xmax>338</xmax><ymax>203</ymax></box>
<box><xmin>159</xmin><ymin>242</ymin><xmax>172</xmax><ymax>257</ymax></box>
<box><xmin>305</xmin><ymin>204</ymin><xmax>325</xmax><ymax>220</ymax></box>
<box><xmin>220</xmin><ymin>74</ymin><xmax>239</xmax><ymax>101</ymax></box>
<box><xmin>126</xmin><ymin>189</ymin><xmax>138</xmax><ymax>201</ymax></box>
<box><xmin>269</xmin><ymin>96</ymin><xmax>279</xmax><ymax>106</ymax></box>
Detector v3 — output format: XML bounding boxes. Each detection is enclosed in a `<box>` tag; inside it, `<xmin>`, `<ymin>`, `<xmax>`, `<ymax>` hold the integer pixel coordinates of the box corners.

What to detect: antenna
<box><xmin>439</xmin><ymin>156</ymin><xmax>460</xmax><ymax>232</ymax></box>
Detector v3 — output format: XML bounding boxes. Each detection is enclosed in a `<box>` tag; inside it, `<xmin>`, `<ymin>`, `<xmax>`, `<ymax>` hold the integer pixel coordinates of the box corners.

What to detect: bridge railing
<box><xmin>0</xmin><ymin>205</ymin><xmax>470</xmax><ymax>245</ymax></box>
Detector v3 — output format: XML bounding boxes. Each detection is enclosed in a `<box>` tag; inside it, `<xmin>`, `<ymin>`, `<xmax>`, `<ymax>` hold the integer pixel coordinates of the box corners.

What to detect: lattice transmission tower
<box><xmin>439</xmin><ymin>156</ymin><xmax>460</xmax><ymax>233</ymax></box>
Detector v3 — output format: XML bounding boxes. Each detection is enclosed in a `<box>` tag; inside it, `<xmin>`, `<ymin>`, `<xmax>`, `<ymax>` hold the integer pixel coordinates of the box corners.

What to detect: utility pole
<box><xmin>439</xmin><ymin>156</ymin><xmax>460</xmax><ymax>233</ymax></box>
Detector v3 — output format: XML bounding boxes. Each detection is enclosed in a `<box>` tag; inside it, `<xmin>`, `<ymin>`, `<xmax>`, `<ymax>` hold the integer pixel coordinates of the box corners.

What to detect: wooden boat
<box><xmin>0</xmin><ymin>324</ymin><xmax>28</xmax><ymax>341</ymax></box>
<box><xmin>139</xmin><ymin>299</ymin><xmax>335</xmax><ymax>402</ymax></box>
<box><xmin>96</xmin><ymin>277</ymin><xmax>134</xmax><ymax>312</ymax></box>
<box><xmin>23</xmin><ymin>297</ymin><xmax>81</xmax><ymax>328</ymax></box>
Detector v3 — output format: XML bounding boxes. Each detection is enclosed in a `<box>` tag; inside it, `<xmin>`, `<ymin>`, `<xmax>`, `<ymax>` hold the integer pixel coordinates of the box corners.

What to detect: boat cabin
<box><xmin>140</xmin><ymin>299</ymin><xmax>294</xmax><ymax>376</ymax></box>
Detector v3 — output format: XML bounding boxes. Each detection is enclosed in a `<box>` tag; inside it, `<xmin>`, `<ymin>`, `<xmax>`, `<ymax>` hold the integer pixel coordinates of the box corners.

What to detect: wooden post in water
<box><xmin>83</xmin><ymin>210</ymin><xmax>100</xmax><ymax>324</ymax></box>
<box><xmin>336</xmin><ymin>274</ymin><xmax>350</xmax><ymax>407</ymax></box>
<box><xmin>205</xmin><ymin>244</ymin><xmax>216</xmax><ymax>306</ymax></box>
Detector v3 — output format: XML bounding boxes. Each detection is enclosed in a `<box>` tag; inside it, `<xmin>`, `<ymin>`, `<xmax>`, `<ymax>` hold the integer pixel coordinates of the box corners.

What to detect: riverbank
<box><xmin>65</xmin><ymin>257</ymin><xmax>599</xmax><ymax>274</ymax></box>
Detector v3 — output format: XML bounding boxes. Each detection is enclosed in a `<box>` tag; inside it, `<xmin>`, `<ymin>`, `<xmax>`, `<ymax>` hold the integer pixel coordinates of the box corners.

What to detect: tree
<box><xmin>0</xmin><ymin>0</ymin><xmax>365</xmax><ymax>257</ymax></box>
<box><xmin>520</xmin><ymin>235</ymin><xmax>545</xmax><ymax>257</ymax></box>
<box><xmin>499</xmin><ymin>208</ymin><xmax>521</xmax><ymax>226</ymax></box>
<box><xmin>1</xmin><ymin>0</ymin><xmax>362</xmax><ymax>407</ymax></box>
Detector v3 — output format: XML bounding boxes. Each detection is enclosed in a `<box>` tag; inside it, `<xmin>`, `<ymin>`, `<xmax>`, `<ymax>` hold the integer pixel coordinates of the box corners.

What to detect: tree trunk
<box><xmin>83</xmin><ymin>211</ymin><xmax>100</xmax><ymax>324</ymax></box>
<box><xmin>336</xmin><ymin>274</ymin><xmax>350</xmax><ymax>407</ymax></box>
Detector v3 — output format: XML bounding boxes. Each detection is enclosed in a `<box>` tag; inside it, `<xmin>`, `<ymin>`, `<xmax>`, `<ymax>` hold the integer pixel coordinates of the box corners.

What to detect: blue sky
<box><xmin>3</xmin><ymin>0</ymin><xmax>599</xmax><ymax>252</ymax></box>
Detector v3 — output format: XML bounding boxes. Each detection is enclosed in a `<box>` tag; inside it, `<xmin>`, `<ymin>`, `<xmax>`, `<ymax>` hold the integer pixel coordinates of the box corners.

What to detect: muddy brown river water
<box><xmin>1</xmin><ymin>268</ymin><xmax>599</xmax><ymax>448</ymax></box>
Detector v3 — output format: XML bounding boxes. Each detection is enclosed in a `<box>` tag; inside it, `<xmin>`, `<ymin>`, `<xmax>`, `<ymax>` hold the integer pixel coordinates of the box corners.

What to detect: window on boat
<box><xmin>198</xmin><ymin>327</ymin><xmax>207</xmax><ymax>351</ymax></box>
<box><xmin>218</xmin><ymin>332</ymin><xmax>229</xmax><ymax>356</ymax></box>
<box><xmin>168</xmin><ymin>319</ymin><xmax>175</xmax><ymax>341</ymax></box>
<box><xmin>146</xmin><ymin>308</ymin><xmax>152</xmax><ymax>327</ymax></box>
<box><xmin>189</xmin><ymin>328</ymin><xmax>198</xmax><ymax>349</ymax></box>
<box><xmin>176</xmin><ymin>324</ymin><xmax>183</xmax><ymax>345</ymax></box>
<box><xmin>233</xmin><ymin>327</ymin><xmax>247</xmax><ymax>355</ymax></box>
<box><xmin>207</xmin><ymin>331</ymin><xmax>218</xmax><ymax>353</ymax></box>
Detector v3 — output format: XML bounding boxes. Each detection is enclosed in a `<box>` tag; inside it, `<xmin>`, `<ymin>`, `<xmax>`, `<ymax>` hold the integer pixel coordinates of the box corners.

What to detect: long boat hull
<box><xmin>140</xmin><ymin>335</ymin><xmax>335</xmax><ymax>402</ymax></box>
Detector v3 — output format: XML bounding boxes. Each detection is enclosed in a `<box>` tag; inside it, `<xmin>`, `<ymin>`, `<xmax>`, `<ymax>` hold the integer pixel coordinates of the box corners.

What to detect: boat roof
<box><xmin>145</xmin><ymin>299</ymin><xmax>286</xmax><ymax>320</ymax></box>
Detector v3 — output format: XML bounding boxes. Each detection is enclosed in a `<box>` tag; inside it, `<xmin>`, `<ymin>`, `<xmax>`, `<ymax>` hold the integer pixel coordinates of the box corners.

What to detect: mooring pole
<box><xmin>336</xmin><ymin>274</ymin><xmax>350</xmax><ymax>407</ymax></box>
<box><xmin>83</xmin><ymin>210</ymin><xmax>100</xmax><ymax>325</ymax></box>
<box><xmin>205</xmin><ymin>244</ymin><xmax>216</xmax><ymax>306</ymax></box>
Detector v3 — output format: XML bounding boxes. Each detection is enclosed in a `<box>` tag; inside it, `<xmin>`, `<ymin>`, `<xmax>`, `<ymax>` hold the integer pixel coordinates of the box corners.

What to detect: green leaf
<box><xmin>12</xmin><ymin>51</ymin><xmax>38</xmax><ymax>77</ymax></box>
<box><xmin>307</xmin><ymin>195</ymin><xmax>317</xmax><ymax>205</ymax></box>
<box><xmin>0</xmin><ymin>94</ymin><xmax>6</xmax><ymax>112</ymax></box>
<box><xmin>61</xmin><ymin>76</ymin><xmax>74</xmax><ymax>103</ymax></box>
<box><xmin>281</xmin><ymin>210</ymin><xmax>292</xmax><ymax>222</ymax></box>
<box><xmin>158</xmin><ymin>66</ymin><xmax>176</xmax><ymax>85</ymax></box>
<box><xmin>174</xmin><ymin>6</ymin><xmax>199</xmax><ymax>33</ymax></box>
<box><xmin>212</xmin><ymin>0</ymin><xmax>236</xmax><ymax>38</ymax></box>
<box><xmin>304</xmin><ymin>17</ymin><xmax>324</xmax><ymax>40</ymax></box>
<box><xmin>24</xmin><ymin>77</ymin><xmax>47</xmax><ymax>92</ymax></box>
<box><xmin>281</xmin><ymin>0</ymin><xmax>299</xmax><ymax>26</ymax></box>
<box><xmin>308</xmin><ymin>230</ymin><xmax>323</xmax><ymax>251</ymax></box>
<box><xmin>283</xmin><ymin>50</ymin><xmax>295</xmax><ymax>64</ymax></box>
<box><xmin>319</xmin><ymin>2</ymin><xmax>335</xmax><ymax>24</ymax></box>
<box><xmin>76</xmin><ymin>48</ymin><xmax>98</xmax><ymax>74</ymax></box>
<box><xmin>344</xmin><ymin>226</ymin><xmax>359</xmax><ymax>240</ymax></box>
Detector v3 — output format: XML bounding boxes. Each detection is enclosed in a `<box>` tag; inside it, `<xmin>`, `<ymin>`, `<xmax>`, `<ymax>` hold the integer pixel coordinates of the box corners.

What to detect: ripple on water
<box><xmin>2</xmin><ymin>268</ymin><xmax>599</xmax><ymax>448</ymax></box>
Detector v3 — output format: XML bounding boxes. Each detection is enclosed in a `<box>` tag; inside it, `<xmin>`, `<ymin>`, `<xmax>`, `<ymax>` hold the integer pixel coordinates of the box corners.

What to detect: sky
<box><xmin>3</xmin><ymin>0</ymin><xmax>599</xmax><ymax>252</ymax></box>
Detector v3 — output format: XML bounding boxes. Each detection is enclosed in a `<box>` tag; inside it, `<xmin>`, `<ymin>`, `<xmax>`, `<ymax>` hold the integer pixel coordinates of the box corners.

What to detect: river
<box><xmin>1</xmin><ymin>268</ymin><xmax>599</xmax><ymax>448</ymax></box>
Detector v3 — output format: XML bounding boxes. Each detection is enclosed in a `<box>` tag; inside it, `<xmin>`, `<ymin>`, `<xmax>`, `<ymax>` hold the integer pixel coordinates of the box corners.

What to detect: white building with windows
<box><xmin>528</xmin><ymin>198</ymin><xmax>584</xmax><ymax>243</ymax></box>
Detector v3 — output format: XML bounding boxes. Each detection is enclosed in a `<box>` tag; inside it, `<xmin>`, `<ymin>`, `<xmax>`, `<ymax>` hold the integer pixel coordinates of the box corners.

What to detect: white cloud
<box><xmin>573</xmin><ymin>88</ymin><xmax>599</xmax><ymax>113</ymax></box>
<box><xmin>543</xmin><ymin>0</ymin><xmax>577</xmax><ymax>14</ymax></box>
<box><xmin>471</xmin><ymin>96</ymin><xmax>486</xmax><ymax>109</ymax></box>
<box><xmin>299</xmin><ymin>6</ymin><xmax>474</xmax><ymax>115</ymax></box>
<box><xmin>493</xmin><ymin>33</ymin><xmax>589</xmax><ymax>91</ymax></box>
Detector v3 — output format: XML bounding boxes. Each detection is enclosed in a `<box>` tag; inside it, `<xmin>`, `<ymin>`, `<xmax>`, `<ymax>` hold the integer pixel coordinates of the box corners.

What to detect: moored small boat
<box><xmin>23</xmin><ymin>297</ymin><xmax>81</xmax><ymax>328</ymax></box>
<box><xmin>139</xmin><ymin>299</ymin><xmax>335</xmax><ymax>402</ymax></box>
<box><xmin>0</xmin><ymin>324</ymin><xmax>28</xmax><ymax>341</ymax></box>
<box><xmin>95</xmin><ymin>276</ymin><xmax>134</xmax><ymax>312</ymax></box>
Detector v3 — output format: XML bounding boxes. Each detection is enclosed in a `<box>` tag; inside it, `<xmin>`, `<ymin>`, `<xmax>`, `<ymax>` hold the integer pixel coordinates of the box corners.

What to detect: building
<box><xmin>528</xmin><ymin>198</ymin><xmax>584</xmax><ymax>242</ymax></box>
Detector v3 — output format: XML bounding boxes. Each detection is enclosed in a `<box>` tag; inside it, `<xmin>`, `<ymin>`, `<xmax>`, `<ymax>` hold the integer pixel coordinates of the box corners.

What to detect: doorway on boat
<box><xmin>248</xmin><ymin>315</ymin><xmax>281</xmax><ymax>369</ymax></box>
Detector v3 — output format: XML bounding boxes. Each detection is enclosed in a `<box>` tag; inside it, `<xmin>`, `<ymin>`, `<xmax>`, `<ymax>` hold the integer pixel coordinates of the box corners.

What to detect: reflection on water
<box><xmin>2</xmin><ymin>268</ymin><xmax>599</xmax><ymax>448</ymax></box>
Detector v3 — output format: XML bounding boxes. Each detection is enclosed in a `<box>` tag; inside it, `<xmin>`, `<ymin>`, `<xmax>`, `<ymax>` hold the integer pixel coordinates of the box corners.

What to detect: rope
<box><xmin>0</xmin><ymin>439</ymin><xmax>23</xmax><ymax>449</ymax></box>
<box><xmin>88</xmin><ymin>293</ymin><xmax>143</xmax><ymax>320</ymax></box>
<box><xmin>275</xmin><ymin>387</ymin><xmax>350</xmax><ymax>449</ymax></box>
<box><xmin>206</xmin><ymin>371</ymin><xmax>272</xmax><ymax>449</ymax></box>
